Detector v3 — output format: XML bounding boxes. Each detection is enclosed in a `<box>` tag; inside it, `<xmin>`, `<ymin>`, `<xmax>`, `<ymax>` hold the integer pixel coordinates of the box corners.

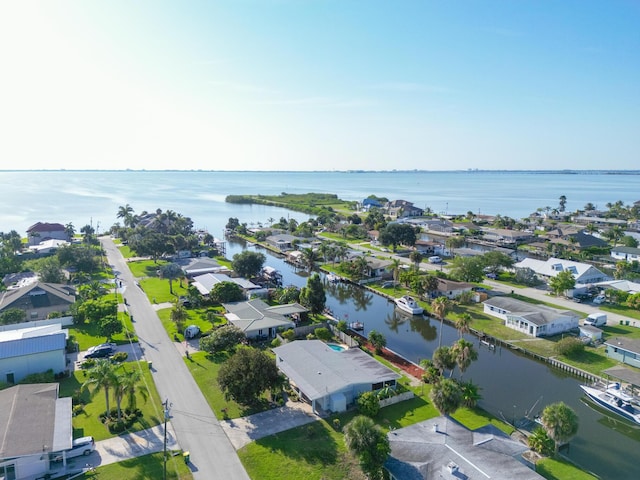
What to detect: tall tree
<box><xmin>430</xmin><ymin>378</ymin><xmax>463</xmax><ymax>417</ymax></box>
<box><xmin>431</xmin><ymin>296</ymin><xmax>450</xmax><ymax>348</ymax></box>
<box><xmin>454</xmin><ymin>313</ymin><xmax>472</xmax><ymax>338</ymax></box>
<box><xmin>540</xmin><ymin>402</ymin><xmax>579</xmax><ymax>454</ymax></box>
<box><xmin>368</xmin><ymin>330</ymin><xmax>387</xmax><ymax>355</ymax></box>
<box><xmin>160</xmin><ymin>262</ymin><xmax>183</xmax><ymax>295</ymax></box>
<box><xmin>299</xmin><ymin>273</ymin><xmax>326</xmax><ymax>314</ymax></box>
<box><xmin>232</xmin><ymin>250</ymin><xmax>266</xmax><ymax>278</ymax></box>
<box><xmin>409</xmin><ymin>250</ymin><xmax>423</xmax><ymax>270</ymax></box>
<box><xmin>343</xmin><ymin>415</ymin><xmax>390</xmax><ymax>480</ymax></box>
<box><xmin>217</xmin><ymin>347</ymin><xmax>282</xmax><ymax>405</ymax></box>
<box><xmin>83</xmin><ymin>359</ymin><xmax>118</xmax><ymax>415</ymax></box>
<box><xmin>451</xmin><ymin>338</ymin><xmax>478</xmax><ymax>377</ymax></box>
<box><xmin>548</xmin><ymin>270</ymin><xmax>575</xmax><ymax>297</ymax></box>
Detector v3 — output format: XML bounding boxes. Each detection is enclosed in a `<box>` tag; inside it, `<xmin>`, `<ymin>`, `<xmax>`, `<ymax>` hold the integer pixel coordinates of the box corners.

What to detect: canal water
<box><xmin>228</xmin><ymin>238</ymin><xmax>639</xmax><ymax>480</ymax></box>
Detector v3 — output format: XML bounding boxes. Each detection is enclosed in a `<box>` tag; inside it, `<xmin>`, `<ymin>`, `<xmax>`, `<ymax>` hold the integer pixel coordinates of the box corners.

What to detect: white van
<box><xmin>428</xmin><ymin>256</ymin><xmax>442</xmax><ymax>264</ymax></box>
<box><xmin>52</xmin><ymin>436</ymin><xmax>95</xmax><ymax>461</ymax></box>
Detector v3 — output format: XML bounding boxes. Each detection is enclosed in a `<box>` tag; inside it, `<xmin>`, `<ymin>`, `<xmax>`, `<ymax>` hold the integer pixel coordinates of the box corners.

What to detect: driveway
<box><xmin>220</xmin><ymin>399</ymin><xmax>319</xmax><ymax>450</ymax></box>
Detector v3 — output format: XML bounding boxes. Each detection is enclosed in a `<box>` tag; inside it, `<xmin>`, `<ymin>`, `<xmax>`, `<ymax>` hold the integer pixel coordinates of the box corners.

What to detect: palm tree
<box><xmin>160</xmin><ymin>262</ymin><xmax>183</xmax><ymax>295</ymax></box>
<box><xmin>454</xmin><ymin>313</ymin><xmax>472</xmax><ymax>337</ymax></box>
<box><xmin>429</xmin><ymin>378</ymin><xmax>463</xmax><ymax>417</ymax></box>
<box><xmin>540</xmin><ymin>402</ymin><xmax>579</xmax><ymax>454</ymax></box>
<box><xmin>170</xmin><ymin>301</ymin><xmax>188</xmax><ymax>324</ymax></box>
<box><xmin>459</xmin><ymin>380</ymin><xmax>482</xmax><ymax>408</ymax></box>
<box><xmin>121</xmin><ymin>369</ymin><xmax>148</xmax><ymax>411</ymax></box>
<box><xmin>390</xmin><ymin>258</ymin><xmax>401</xmax><ymax>286</ymax></box>
<box><xmin>83</xmin><ymin>359</ymin><xmax>118</xmax><ymax>415</ymax></box>
<box><xmin>432</xmin><ymin>346</ymin><xmax>455</xmax><ymax>377</ymax></box>
<box><xmin>431</xmin><ymin>296</ymin><xmax>450</xmax><ymax>348</ymax></box>
<box><xmin>117</xmin><ymin>204</ymin><xmax>135</xmax><ymax>227</ymax></box>
<box><xmin>343</xmin><ymin>415</ymin><xmax>390</xmax><ymax>480</ymax></box>
<box><xmin>301</xmin><ymin>247</ymin><xmax>318</xmax><ymax>273</ymax></box>
<box><xmin>409</xmin><ymin>250</ymin><xmax>423</xmax><ymax>270</ymax></box>
<box><xmin>64</xmin><ymin>222</ymin><xmax>75</xmax><ymax>240</ymax></box>
<box><xmin>528</xmin><ymin>427</ymin><xmax>554</xmax><ymax>456</ymax></box>
<box><xmin>451</xmin><ymin>338</ymin><xmax>478</xmax><ymax>377</ymax></box>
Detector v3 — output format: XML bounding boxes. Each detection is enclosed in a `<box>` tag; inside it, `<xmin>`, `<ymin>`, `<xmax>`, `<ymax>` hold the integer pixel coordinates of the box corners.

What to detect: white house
<box><xmin>0</xmin><ymin>324</ymin><xmax>68</xmax><ymax>384</ymax></box>
<box><xmin>514</xmin><ymin>257</ymin><xmax>611</xmax><ymax>287</ymax></box>
<box><xmin>483</xmin><ymin>297</ymin><xmax>579</xmax><ymax>337</ymax></box>
<box><xmin>191</xmin><ymin>273</ymin><xmax>267</xmax><ymax>298</ymax></box>
<box><xmin>273</xmin><ymin>340</ymin><xmax>401</xmax><ymax>414</ymax></box>
<box><xmin>27</xmin><ymin>239</ymin><xmax>69</xmax><ymax>255</ymax></box>
<box><xmin>611</xmin><ymin>246</ymin><xmax>640</xmax><ymax>262</ymax></box>
<box><xmin>26</xmin><ymin>222</ymin><xmax>69</xmax><ymax>246</ymax></box>
<box><xmin>222</xmin><ymin>298</ymin><xmax>303</xmax><ymax>339</ymax></box>
<box><xmin>0</xmin><ymin>383</ymin><xmax>73</xmax><ymax>480</ymax></box>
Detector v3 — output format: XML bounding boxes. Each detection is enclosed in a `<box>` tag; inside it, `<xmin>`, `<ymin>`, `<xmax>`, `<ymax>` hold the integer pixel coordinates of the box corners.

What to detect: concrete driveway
<box><xmin>220</xmin><ymin>400</ymin><xmax>319</xmax><ymax>450</ymax></box>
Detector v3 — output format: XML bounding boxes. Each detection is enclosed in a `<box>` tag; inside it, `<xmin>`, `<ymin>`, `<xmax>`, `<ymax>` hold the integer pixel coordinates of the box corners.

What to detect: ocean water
<box><xmin>0</xmin><ymin>170</ymin><xmax>638</xmax><ymax>235</ymax></box>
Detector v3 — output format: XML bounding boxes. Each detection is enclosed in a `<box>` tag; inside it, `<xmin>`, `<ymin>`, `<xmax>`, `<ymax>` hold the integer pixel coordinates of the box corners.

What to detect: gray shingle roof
<box><xmin>483</xmin><ymin>297</ymin><xmax>575</xmax><ymax>326</ymax></box>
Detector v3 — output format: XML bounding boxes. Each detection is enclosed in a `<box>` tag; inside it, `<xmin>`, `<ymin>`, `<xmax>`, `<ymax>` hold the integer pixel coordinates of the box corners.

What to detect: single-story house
<box><xmin>273</xmin><ymin>340</ymin><xmax>401</xmax><ymax>414</ymax></box>
<box><xmin>514</xmin><ymin>257</ymin><xmax>611</xmax><ymax>287</ymax></box>
<box><xmin>362</xmin><ymin>198</ymin><xmax>383</xmax><ymax>211</ymax></box>
<box><xmin>178</xmin><ymin>256</ymin><xmax>228</xmax><ymax>278</ymax></box>
<box><xmin>0</xmin><ymin>281</ymin><xmax>76</xmax><ymax>321</ymax></box>
<box><xmin>266</xmin><ymin>234</ymin><xmax>299</xmax><ymax>251</ymax></box>
<box><xmin>364</xmin><ymin>258</ymin><xmax>394</xmax><ymax>280</ymax></box>
<box><xmin>480</xmin><ymin>228</ymin><xmax>534</xmax><ymax>244</ymax></box>
<box><xmin>433</xmin><ymin>278</ymin><xmax>474</xmax><ymax>300</ymax></box>
<box><xmin>611</xmin><ymin>246</ymin><xmax>640</xmax><ymax>262</ymax></box>
<box><xmin>385</xmin><ymin>417</ymin><xmax>545</xmax><ymax>480</ymax></box>
<box><xmin>414</xmin><ymin>240</ymin><xmax>438</xmax><ymax>255</ymax></box>
<box><xmin>26</xmin><ymin>222</ymin><xmax>69</xmax><ymax>246</ymax></box>
<box><xmin>595</xmin><ymin>279</ymin><xmax>640</xmax><ymax>295</ymax></box>
<box><xmin>191</xmin><ymin>273</ymin><xmax>267</xmax><ymax>298</ymax></box>
<box><xmin>222</xmin><ymin>298</ymin><xmax>304</xmax><ymax>339</ymax></box>
<box><xmin>27</xmin><ymin>239</ymin><xmax>69</xmax><ymax>256</ymax></box>
<box><xmin>452</xmin><ymin>247</ymin><xmax>484</xmax><ymax>257</ymax></box>
<box><xmin>605</xmin><ymin>337</ymin><xmax>640</xmax><ymax>369</ymax></box>
<box><xmin>483</xmin><ymin>297</ymin><xmax>579</xmax><ymax>337</ymax></box>
<box><xmin>0</xmin><ymin>383</ymin><xmax>73</xmax><ymax>480</ymax></box>
<box><xmin>422</xmin><ymin>219</ymin><xmax>454</xmax><ymax>234</ymax></box>
<box><xmin>0</xmin><ymin>324</ymin><xmax>68</xmax><ymax>384</ymax></box>
<box><xmin>572</xmin><ymin>216</ymin><xmax>628</xmax><ymax>227</ymax></box>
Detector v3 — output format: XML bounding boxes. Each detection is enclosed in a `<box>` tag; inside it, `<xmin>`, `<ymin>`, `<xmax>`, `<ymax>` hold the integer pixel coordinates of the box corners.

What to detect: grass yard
<box><xmin>556</xmin><ymin>347</ymin><xmax>618</xmax><ymax>375</ymax></box>
<box><xmin>239</xmin><ymin>419</ymin><xmax>366</xmax><ymax>480</ymax></box>
<box><xmin>71</xmin><ymin>310</ymin><xmax>137</xmax><ymax>351</ymax></box>
<box><xmin>183</xmin><ymin>351</ymin><xmax>274</xmax><ymax>419</ymax></box>
<box><xmin>138</xmin><ymin>277</ymin><xmax>190</xmax><ymax>304</ymax></box>
<box><xmin>126</xmin><ymin>259</ymin><xmax>168</xmax><ymax>278</ymax></box>
<box><xmin>116</xmin><ymin>245</ymin><xmax>136</xmax><ymax>259</ymax></box>
<box><xmin>77</xmin><ymin>451</ymin><xmax>193</xmax><ymax>480</ymax></box>
<box><xmin>59</xmin><ymin>361</ymin><xmax>163</xmax><ymax>441</ymax></box>
<box><xmin>536</xmin><ymin>457</ymin><xmax>599</xmax><ymax>480</ymax></box>
<box><xmin>157</xmin><ymin>306</ymin><xmax>225</xmax><ymax>341</ymax></box>
<box><xmin>601</xmin><ymin>304</ymin><xmax>640</xmax><ymax>321</ymax></box>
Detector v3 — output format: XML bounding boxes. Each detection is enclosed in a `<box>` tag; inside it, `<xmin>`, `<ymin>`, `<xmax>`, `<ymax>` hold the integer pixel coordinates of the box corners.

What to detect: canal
<box><xmin>227</xmin><ymin>239</ymin><xmax>638</xmax><ymax>479</ymax></box>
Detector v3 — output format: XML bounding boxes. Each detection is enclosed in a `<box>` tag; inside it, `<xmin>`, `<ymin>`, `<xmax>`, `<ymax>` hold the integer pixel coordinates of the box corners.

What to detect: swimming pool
<box><xmin>327</xmin><ymin>343</ymin><xmax>346</xmax><ymax>352</ymax></box>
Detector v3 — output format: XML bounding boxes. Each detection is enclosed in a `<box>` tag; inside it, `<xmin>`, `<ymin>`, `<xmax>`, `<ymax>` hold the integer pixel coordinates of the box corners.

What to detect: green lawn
<box><xmin>183</xmin><ymin>351</ymin><xmax>274</xmax><ymax>419</ymax></box>
<box><xmin>71</xmin><ymin>310</ymin><xmax>137</xmax><ymax>351</ymax></box>
<box><xmin>76</xmin><ymin>451</ymin><xmax>193</xmax><ymax>480</ymax></box>
<box><xmin>136</xmin><ymin>277</ymin><xmax>190</xmax><ymax>304</ymax></box>
<box><xmin>157</xmin><ymin>306</ymin><xmax>225</xmax><ymax>341</ymax></box>
<box><xmin>536</xmin><ymin>457</ymin><xmax>599</xmax><ymax>480</ymax></box>
<box><xmin>127</xmin><ymin>259</ymin><xmax>168</xmax><ymax>278</ymax></box>
<box><xmin>59</xmin><ymin>361</ymin><xmax>163</xmax><ymax>441</ymax></box>
<box><xmin>116</xmin><ymin>245</ymin><xmax>136</xmax><ymax>259</ymax></box>
<box><xmin>601</xmin><ymin>304</ymin><xmax>640</xmax><ymax>321</ymax></box>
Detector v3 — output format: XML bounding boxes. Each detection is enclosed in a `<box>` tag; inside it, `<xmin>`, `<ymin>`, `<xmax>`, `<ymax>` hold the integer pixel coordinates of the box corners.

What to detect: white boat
<box><xmin>580</xmin><ymin>384</ymin><xmax>640</xmax><ymax>425</ymax></box>
<box><xmin>395</xmin><ymin>295</ymin><xmax>424</xmax><ymax>315</ymax></box>
<box><xmin>326</xmin><ymin>273</ymin><xmax>341</xmax><ymax>283</ymax></box>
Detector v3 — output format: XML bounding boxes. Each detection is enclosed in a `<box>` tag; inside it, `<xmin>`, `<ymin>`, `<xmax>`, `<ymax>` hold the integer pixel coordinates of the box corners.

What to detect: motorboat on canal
<box><xmin>394</xmin><ymin>295</ymin><xmax>424</xmax><ymax>315</ymax></box>
<box><xmin>580</xmin><ymin>383</ymin><xmax>640</xmax><ymax>425</ymax></box>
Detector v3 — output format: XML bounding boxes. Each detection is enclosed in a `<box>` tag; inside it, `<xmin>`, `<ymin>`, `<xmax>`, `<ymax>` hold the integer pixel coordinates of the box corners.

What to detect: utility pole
<box><xmin>163</xmin><ymin>398</ymin><xmax>171</xmax><ymax>480</ymax></box>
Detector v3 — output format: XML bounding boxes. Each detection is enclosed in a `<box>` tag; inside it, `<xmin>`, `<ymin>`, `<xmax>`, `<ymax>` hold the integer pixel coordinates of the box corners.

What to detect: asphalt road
<box><xmin>101</xmin><ymin>237</ymin><xmax>250</xmax><ymax>480</ymax></box>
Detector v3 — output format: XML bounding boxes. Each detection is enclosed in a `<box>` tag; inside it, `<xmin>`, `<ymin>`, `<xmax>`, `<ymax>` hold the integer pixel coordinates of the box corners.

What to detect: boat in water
<box><xmin>348</xmin><ymin>321</ymin><xmax>364</xmax><ymax>331</ymax></box>
<box><xmin>394</xmin><ymin>295</ymin><xmax>424</xmax><ymax>315</ymax></box>
<box><xmin>580</xmin><ymin>383</ymin><xmax>640</xmax><ymax>425</ymax></box>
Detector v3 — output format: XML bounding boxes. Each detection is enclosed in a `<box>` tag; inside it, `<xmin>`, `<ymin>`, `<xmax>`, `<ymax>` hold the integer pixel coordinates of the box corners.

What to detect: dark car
<box><xmin>85</xmin><ymin>345</ymin><xmax>114</xmax><ymax>358</ymax></box>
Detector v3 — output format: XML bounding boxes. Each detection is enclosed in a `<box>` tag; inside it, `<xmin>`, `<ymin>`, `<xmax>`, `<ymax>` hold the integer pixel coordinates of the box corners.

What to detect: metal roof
<box><xmin>273</xmin><ymin>340</ymin><xmax>400</xmax><ymax>401</ymax></box>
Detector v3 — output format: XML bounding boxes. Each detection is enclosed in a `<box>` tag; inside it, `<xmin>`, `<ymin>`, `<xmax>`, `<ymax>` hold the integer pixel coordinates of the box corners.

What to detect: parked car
<box><xmin>593</xmin><ymin>295</ymin><xmax>606</xmax><ymax>305</ymax></box>
<box><xmin>52</xmin><ymin>436</ymin><xmax>95</xmax><ymax>461</ymax></box>
<box><xmin>85</xmin><ymin>344</ymin><xmax>115</xmax><ymax>358</ymax></box>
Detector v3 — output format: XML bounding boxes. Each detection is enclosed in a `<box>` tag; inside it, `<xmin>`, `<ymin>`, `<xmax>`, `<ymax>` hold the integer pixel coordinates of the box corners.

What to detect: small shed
<box><xmin>579</xmin><ymin>325</ymin><xmax>602</xmax><ymax>342</ymax></box>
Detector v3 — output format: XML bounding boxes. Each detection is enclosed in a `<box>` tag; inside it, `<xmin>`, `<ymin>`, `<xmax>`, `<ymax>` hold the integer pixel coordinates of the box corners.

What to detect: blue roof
<box><xmin>0</xmin><ymin>332</ymin><xmax>66</xmax><ymax>359</ymax></box>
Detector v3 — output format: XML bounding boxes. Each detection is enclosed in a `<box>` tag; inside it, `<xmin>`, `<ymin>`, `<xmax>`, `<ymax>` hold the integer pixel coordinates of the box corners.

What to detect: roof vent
<box><xmin>447</xmin><ymin>462</ymin><xmax>459</xmax><ymax>474</ymax></box>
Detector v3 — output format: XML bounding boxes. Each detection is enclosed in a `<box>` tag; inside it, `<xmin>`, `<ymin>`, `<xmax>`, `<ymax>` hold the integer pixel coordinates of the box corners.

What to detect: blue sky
<box><xmin>1</xmin><ymin>1</ymin><xmax>638</xmax><ymax>171</ymax></box>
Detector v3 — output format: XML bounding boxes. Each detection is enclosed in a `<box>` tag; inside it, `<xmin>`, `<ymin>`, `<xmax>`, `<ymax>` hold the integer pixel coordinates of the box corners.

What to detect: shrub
<box><xmin>19</xmin><ymin>369</ymin><xmax>56</xmax><ymax>384</ymax></box>
<box><xmin>555</xmin><ymin>336</ymin><xmax>585</xmax><ymax>356</ymax></box>
<box><xmin>81</xmin><ymin>358</ymin><xmax>96</xmax><ymax>369</ymax></box>
<box><xmin>336</xmin><ymin>320</ymin><xmax>348</xmax><ymax>332</ymax></box>
<box><xmin>271</xmin><ymin>338</ymin><xmax>282</xmax><ymax>348</ymax></box>
<box><xmin>332</xmin><ymin>418</ymin><xmax>341</xmax><ymax>431</ymax></box>
<box><xmin>357</xmin><ymin>391</ymin><xmax>380</xmax><ymax>418</ymax></box>
<box><xmin>314</xmin><ymin>327</ymin><xmax>332</xmax><ymax>342</ymax></box>
<box><xmin>281</xmin><ymin>329</ymin><xmax>296</xmax><ymax>342</ymax></box>
<box><xmin>72</xmin><ymin>404</ymin><xmax>84</xmax><ymax>416</ymax></box>
<box><xmin>111</xmin><ymin>352</ymin><xmax>129</xmax><ymax>363</ymax></box>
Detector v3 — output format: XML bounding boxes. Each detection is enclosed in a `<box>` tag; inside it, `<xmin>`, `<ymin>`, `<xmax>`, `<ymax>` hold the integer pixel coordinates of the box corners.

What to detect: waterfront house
<box><xmin>265</xmin><ymin>233</ymin><xmax>299</xmax><ymax>251</ymax></box>
<box><xmin>273</xmin><ymin>340</ymin><xmax>400</xmax><ymax>414</ymax></box>
<box><xmin>361</xmin><ymin>198</ymin><xmax>383</xmax><ymax>211</ymax></box>
<box><xmin>514</xmin><ymin>257</ymin><xmax>610</xmax><ymax>288</ymax></box>
<box><xmin>191</xmin><ymin>273</ymin><xmax>267</xmax><ymax>298</ymax></box>
<box><xmin>179</xmin><ymin>256</ymin><xmax>228</xmax><ymax>278</ymax></box>
<box><xmin>422</xmin><ymin>219</ymin><xmax>454</xmax><ymax>234</ymax></box>
<box><xmin>0</xmin><ymin>281</ymin><xmax>76</xmax><ymax>321</ymax></box>
<box><xmin>0</xmin><ymin>383</ymin><xmax>73</xmax><ymax>480</ymax></box>
<box><xmin>483</xmin><ymin>297</ymin><xmax>579</xmax><ymax>337</ymax></box>
<box><xmin>386</xmin><ymin>200</ymin><xmax>424</xmax><ymax>218</ymax></box>
<box><xmin>433</xmin><ymin>278</ymin><xmax>474</xmax><ymax>300</ymax></box>
<box><xmin>384</xmin><ymin>417</ymin><xmax>545</xmax><ymax>480</ymax></box>
<box><xmin>605</xmin><ymin>337</ymin><xmax>640</xmax><ymax>369</ymax></box>
<box><xmin>222</xmin><ymin>298</ymin><xmax>302</xmax><ymax>339</ymax></box>
<box><xmin>26</xmin><ymin>222</ymin><xmax>68</xmax><ymax>246</ymax></box>
<box><xmin>611</xmin><ymin>246</ymin><xmax>640</xmax><ymax>262</ymax></box>
<box><xmin>480</xmin><ymin>227</ymin><xmax>534</xmax><ymax>245</ymax></box>
<box><xmin>27</xmin><ymin>239</ymin><xmax>69</xmax><ymax>256</ymax></box>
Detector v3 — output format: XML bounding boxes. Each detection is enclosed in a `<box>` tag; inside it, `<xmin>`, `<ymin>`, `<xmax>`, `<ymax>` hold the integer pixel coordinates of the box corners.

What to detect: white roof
<box><xmin>273</xmin><ymin>340</ymin><xmax>400</xmax><ymax>401</ymax></box>
<box><xmin>595</xmin><ymin>279</ymin><xmax>640</xmax><ymax>294</ymax></box>
<box><xmin>514</xmin><ymin>257</ymin><xmax>604</xmax><ymax>282</ymax></box>
<box><xmin>192</xmin><ymin>273</ymin><xmax>260</xmax><ymax>295</ymax></box>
